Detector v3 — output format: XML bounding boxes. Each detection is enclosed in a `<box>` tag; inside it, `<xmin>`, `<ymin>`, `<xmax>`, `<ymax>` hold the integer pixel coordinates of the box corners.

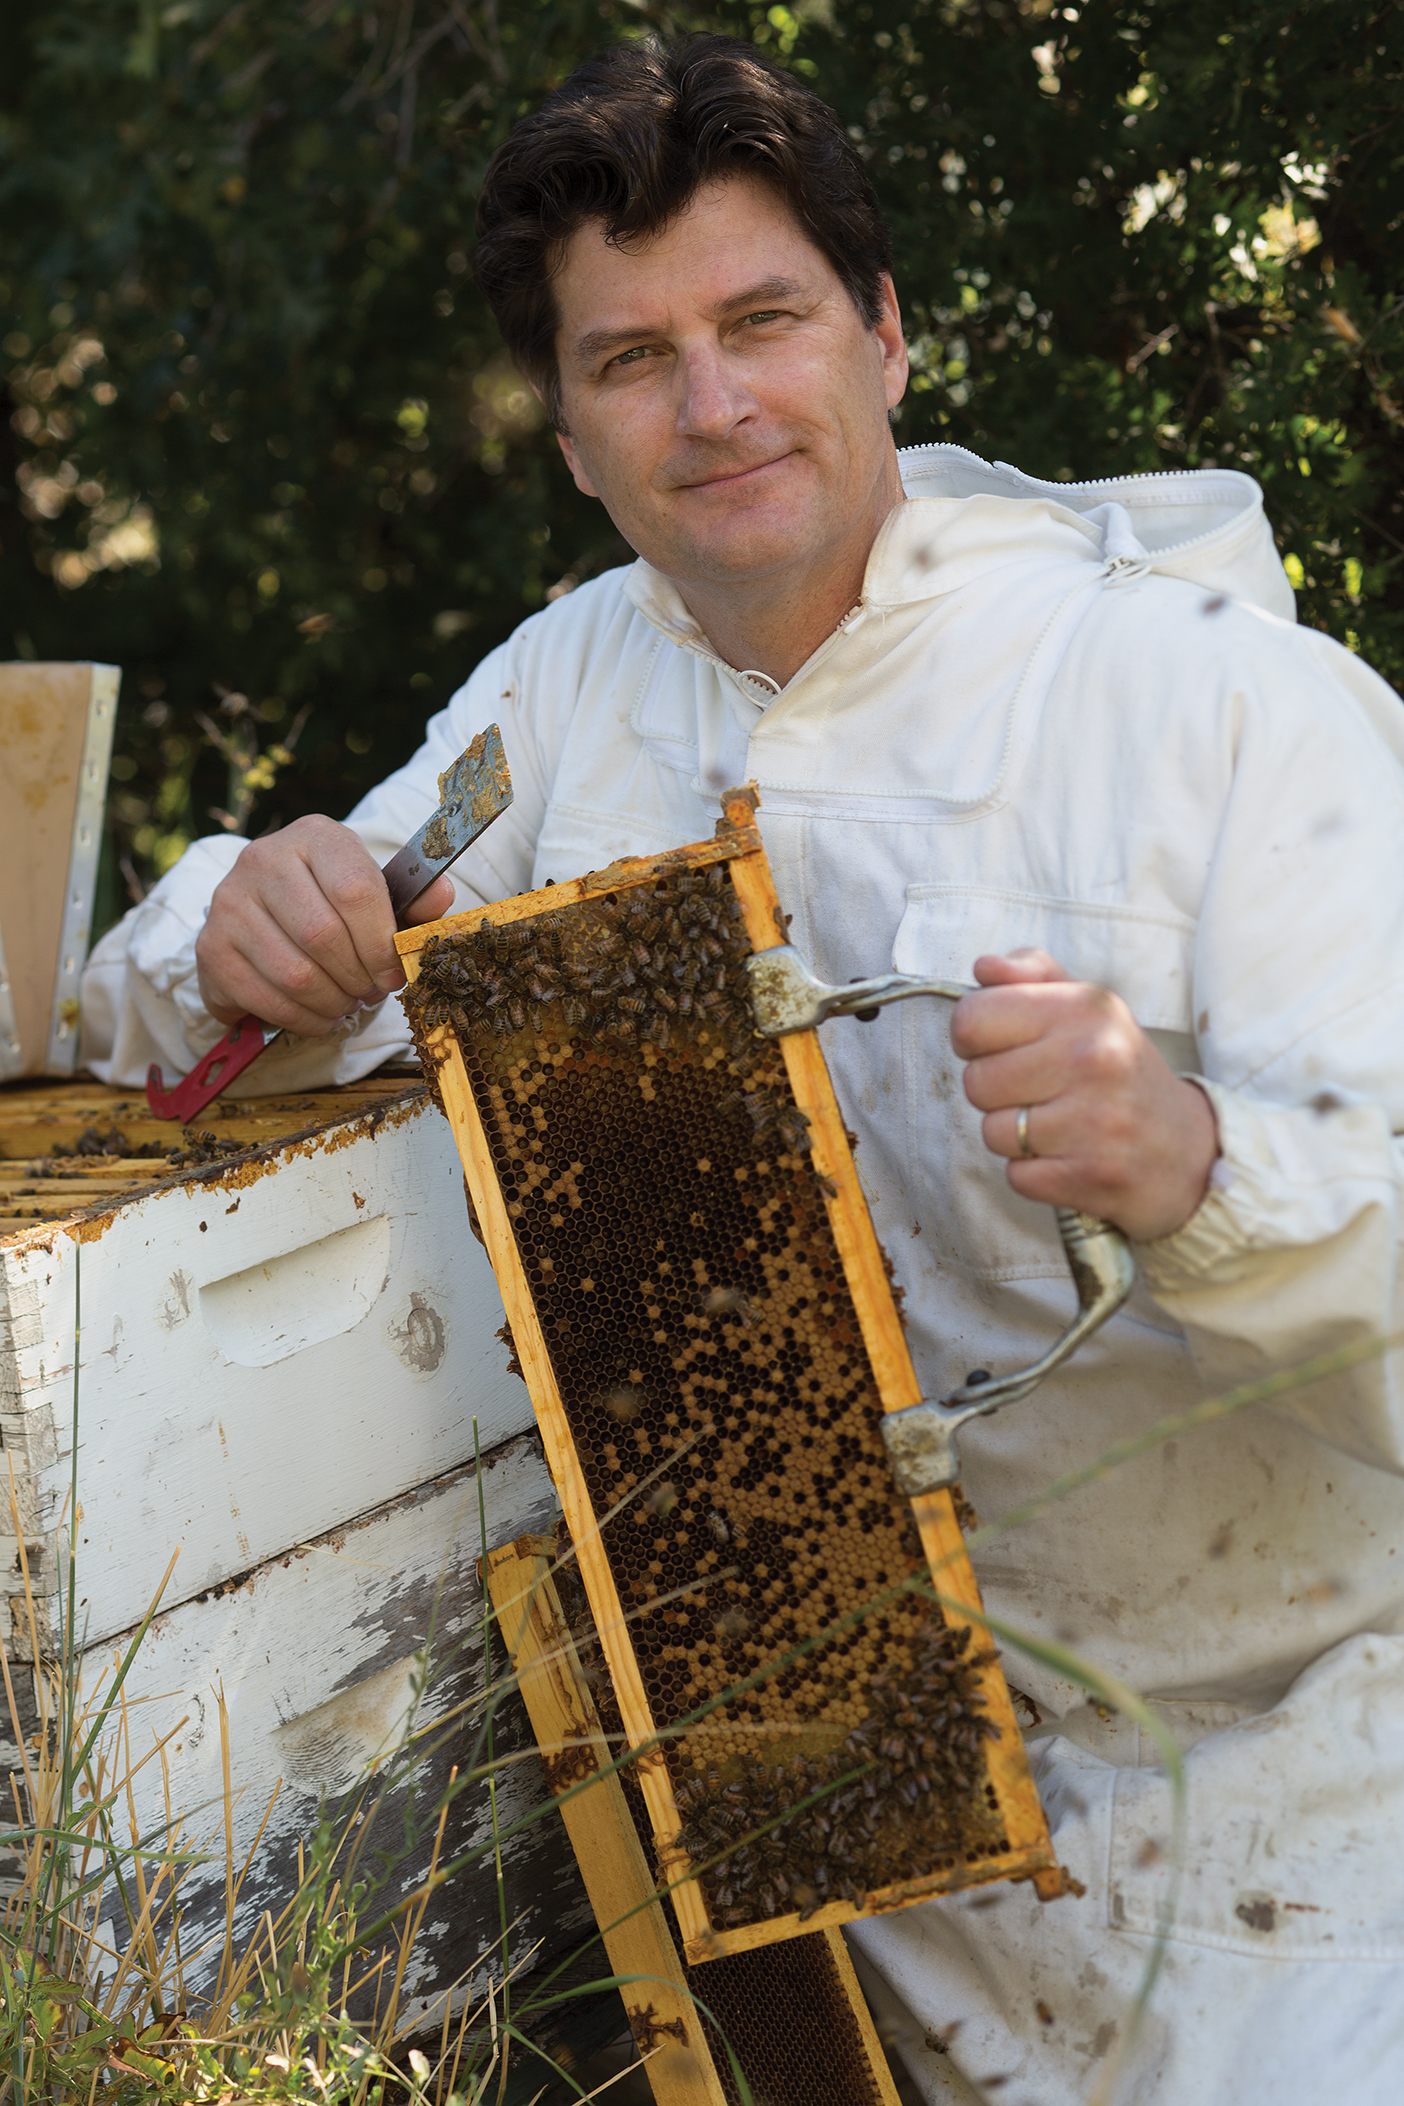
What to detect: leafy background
<box><xmin>1</xmin><ymin>0</ymin><xmax>1400</xmax><ymax>940</ymax></box>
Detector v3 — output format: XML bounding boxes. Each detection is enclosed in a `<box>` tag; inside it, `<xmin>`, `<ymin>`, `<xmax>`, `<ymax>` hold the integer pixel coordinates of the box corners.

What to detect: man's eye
<box><xmin>609</xmin><ymin>346</ymin><xmax>650</xmax><ymax>368</ymax></box>
<box><xmin>743</xmin><ymin>310</ymin><xmax>783</xmax><ymax>327</ymax></box>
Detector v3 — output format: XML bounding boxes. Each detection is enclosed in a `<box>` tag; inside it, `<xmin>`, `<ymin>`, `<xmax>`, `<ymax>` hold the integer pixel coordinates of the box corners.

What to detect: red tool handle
<box><xmin>143</xmin><ymin>725</ymin><xmax>513</xmax><ymax>1123</ymax></box>
<box><xmin>146</xmin><ymin>1014</ymin><xmax>280</xmax><ymax>1123</ymax></box>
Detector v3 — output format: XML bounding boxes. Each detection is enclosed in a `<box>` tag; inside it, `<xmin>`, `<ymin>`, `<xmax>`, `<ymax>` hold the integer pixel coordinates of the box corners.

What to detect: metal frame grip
<box><xmin>745</xmin><ymin>945</ymin><xmax>1137</xmax><ymax>1491</ymax></box>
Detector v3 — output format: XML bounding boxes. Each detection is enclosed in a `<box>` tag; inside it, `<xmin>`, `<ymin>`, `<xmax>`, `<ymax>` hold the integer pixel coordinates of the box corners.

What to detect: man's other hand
<box><xmin>951</xmin><ymin>948</ymin><xmax>1219</xmax><ymax>1244</ymax></box>
<box><xmin>195</xmin><ymin>817</ymin><xmax>455</xmax><ymax>1036</ymax></box>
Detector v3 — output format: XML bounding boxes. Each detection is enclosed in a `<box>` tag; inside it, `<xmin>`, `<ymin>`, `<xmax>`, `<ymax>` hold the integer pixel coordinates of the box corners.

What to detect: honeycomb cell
<box><xmin>404</xmin><ymin>858</ymin><xmax>1009</xmax><ymax>1937</ymax></box>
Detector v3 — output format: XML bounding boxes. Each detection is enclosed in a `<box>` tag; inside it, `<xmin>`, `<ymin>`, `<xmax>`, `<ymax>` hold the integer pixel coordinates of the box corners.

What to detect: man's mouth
<box><xmin>676</xmin><ymin>451</ymin><xmax>795</xmax><ymax>493</ymax></box>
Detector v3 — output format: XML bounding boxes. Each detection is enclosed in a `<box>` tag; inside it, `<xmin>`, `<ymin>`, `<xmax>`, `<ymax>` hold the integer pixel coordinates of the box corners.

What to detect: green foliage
<box><xmin>0</xmin><ymin>1</ymin><xmax>1401</xmax><ymax>921</ymax></box>
<box><xmin>817</xmin><ymin>0</ymin><xmax>1404</xmax><ymax>685</ymax></box>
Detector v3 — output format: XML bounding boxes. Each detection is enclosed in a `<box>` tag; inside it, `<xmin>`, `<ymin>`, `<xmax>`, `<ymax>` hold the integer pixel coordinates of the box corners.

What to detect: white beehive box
<box><xmin>0</xmin><ymin>1072</ymin><xmax>593</xmax><ymax>2022</ymax></box>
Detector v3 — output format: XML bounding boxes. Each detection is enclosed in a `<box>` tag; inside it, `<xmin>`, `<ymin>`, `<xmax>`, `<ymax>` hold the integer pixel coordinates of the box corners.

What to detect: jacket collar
<box><xmin>620</xmin><ymin>443</ymin><xmax>1290</xmax><ymax>661</ymax></box>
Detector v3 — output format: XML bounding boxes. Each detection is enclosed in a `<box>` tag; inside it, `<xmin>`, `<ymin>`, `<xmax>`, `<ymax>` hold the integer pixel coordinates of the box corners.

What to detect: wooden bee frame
<box><xmin>485</xmin><ymin>1534</ymin><xmax>903</xmax><ymax>2106</ymax></box>
<box><xmin>398</xmin><ymin>790</ymin><xmax>1059</xmax><ymax>1965</ymax></box>
<box><xmin>0</xmin><ymin>662</ymin><xmax>119</xmax><ymax>1078</ymax></box>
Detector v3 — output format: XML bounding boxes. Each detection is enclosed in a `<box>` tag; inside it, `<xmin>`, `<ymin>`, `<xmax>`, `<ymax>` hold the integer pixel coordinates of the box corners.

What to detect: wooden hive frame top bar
<box><xmin>398</xmin><ymin>791</ymin><xmax>1059</xmax><ymax>1962</ymax></box>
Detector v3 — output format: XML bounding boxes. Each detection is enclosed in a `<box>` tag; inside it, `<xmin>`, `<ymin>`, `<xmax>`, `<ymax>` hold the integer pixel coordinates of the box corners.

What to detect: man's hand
<box><xmin>950</xmin><ymin>948</ymin><xmax>1219</xmax><ymax>1244</ymax></box>
<box><xmin>195</xmin><ymin>817</ymin><xmax>454</xmax><ymax>1036</ymax></box>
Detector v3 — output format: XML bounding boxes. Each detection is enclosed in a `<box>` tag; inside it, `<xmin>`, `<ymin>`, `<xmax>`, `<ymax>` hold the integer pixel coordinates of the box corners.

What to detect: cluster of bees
<box><xmin>402</xmin><ymin>860</ymin><xmax>827</xmax><ymax>1171</ymax></box>
<box><xmin>406</xmin><ymin>861</ymin><xmax>753</xmax><ymax>1055</ymax></box>
<box><xmin>672</xmin><ymin>1621</ymin><xmax>1005</xmax><ymax>1931</ymax></box>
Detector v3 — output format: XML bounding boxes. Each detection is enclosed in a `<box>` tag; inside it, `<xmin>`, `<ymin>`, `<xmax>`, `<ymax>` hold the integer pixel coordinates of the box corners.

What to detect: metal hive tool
<box><xmin>399</xmin><ymin>789</ymin><xmax>1063</xmax><ymax>1963</ymax></box>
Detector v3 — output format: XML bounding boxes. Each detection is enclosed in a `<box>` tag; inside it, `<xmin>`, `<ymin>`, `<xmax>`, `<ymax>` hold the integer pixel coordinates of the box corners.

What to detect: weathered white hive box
<box><xmin>0</xmin><ymin>1072</ymin><xmax>594</xmax><ymax>2025</ymax></box>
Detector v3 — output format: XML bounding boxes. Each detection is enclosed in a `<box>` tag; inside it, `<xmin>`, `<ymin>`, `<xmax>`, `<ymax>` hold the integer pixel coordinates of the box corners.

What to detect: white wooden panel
<box><xmin>4</xmin><ymin>1098</ymin><xmax>534</xmax><ymax>1643</ymax></box>
<box><xmin>79</xmin><ymin>1434</ymin><xmax>595</xmax><ymax>2025</ymax></box>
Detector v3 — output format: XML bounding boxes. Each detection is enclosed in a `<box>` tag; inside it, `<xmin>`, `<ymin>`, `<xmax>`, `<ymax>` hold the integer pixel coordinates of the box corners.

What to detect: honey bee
<box><xmin>701</xmin><ymin>1286</ymin><xmax>753</xmax><ymax>1325</ymax></box>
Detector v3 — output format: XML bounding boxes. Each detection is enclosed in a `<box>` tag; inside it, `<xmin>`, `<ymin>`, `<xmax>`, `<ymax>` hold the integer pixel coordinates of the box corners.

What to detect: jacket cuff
<box><xmin>1137</xmin><ymin>1075</ymin><xmax>1395</xmax><ymax>1292</ymax></box>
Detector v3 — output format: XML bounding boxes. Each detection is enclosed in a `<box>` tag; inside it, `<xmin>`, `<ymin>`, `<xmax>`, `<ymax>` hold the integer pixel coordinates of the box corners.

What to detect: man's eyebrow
<box><xmin>570</xmin><ymin>277</ymin><xmax>812</xmax><ymax>364</ymax></box>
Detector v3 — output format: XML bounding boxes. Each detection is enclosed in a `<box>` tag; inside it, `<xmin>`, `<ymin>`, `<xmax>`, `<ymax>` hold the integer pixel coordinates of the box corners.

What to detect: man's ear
<box><xmin>526</xmin><ymin>373</ymin><xmax>601</xmax><ymax>498</ymax></box>
<box><xmin>876</xmin><ymin>274</ymin><xmax>909</xmax><ymax>412</ymax></box>
<box><xmin>555</xmin><ymin>429</ymin><xmax>600</xmax><ymax>499</ymax></box>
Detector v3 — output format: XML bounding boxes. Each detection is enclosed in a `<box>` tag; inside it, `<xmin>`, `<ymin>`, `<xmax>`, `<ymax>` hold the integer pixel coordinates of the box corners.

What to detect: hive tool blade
<box><xmin>145</xmin><ymin>724</ymin><xmax>513</xmax><ymax>1123</ymax></box>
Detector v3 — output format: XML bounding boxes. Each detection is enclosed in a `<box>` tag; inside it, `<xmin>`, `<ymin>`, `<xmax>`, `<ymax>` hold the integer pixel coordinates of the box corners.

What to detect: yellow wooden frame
<box><xmin>400</xmin><ymin>796</ymin><xmax>1059</xmax><ymax>1963</ymax></box>
<box><xmin>485</xmin><ymin>1532</ymin><xmax>902</xmax><ymax>2106</ymax></box>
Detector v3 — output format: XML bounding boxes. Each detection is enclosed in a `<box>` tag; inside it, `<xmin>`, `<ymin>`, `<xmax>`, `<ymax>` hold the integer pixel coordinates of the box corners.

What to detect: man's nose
<box><xmin>675</xmin><ymin>343</ymin><xmax>756</xmax><ymax>438</ymax></box>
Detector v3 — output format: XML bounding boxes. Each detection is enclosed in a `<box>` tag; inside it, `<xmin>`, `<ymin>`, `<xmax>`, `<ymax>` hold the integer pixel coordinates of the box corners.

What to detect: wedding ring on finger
<box><xmin>1015</xmin><ymin>1104</ymin><xmax>1037</xmax><ymax>1159</ymax></box>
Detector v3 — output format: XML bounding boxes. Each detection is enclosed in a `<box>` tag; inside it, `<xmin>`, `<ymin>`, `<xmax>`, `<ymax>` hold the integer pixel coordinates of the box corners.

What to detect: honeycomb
<box><xmin>404</xmin><ymin>853</ymin><xmax>1013</xmax><ymax>1939</ymax></box>
<box><xmin>549</xmin><ymin>1547</ymin><xmax>893</xmax><ymax>2106</ymax></box>
<box><xmin>682</xmin><ymin>1934</ymin><xmax>889</xmax><ymax>2106</ymax></box>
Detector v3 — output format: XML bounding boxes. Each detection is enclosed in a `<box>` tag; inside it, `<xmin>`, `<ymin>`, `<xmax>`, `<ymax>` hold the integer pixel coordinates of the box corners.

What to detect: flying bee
<box><xmin>706</xmin><ymin>1511</ymin><xmax>730</xmax><ymax>1545</ymax></box>
<box><xmin>645</xmin><ymin>1481</ymin><xmax>678</xmax><ymax>1517</ymax></box>
<box><xmin>702</xmin><ymin>1286</ymin><xmax>753</xmax><ymax>1325</ymax></box>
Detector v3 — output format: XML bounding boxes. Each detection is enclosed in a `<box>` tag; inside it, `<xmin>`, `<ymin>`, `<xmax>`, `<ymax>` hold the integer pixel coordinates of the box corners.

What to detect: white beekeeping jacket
<box><xmin>84</xmin><ymin>447</ymin><xmax>1404</xmax><ymax>2098</ymax></box>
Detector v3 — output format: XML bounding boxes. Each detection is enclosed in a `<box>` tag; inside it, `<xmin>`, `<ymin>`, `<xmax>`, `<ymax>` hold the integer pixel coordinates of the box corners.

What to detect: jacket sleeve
<box><xmin>1137</xmin><ymin>624</ymin><xmax>1404</xmax><ymax>1476</ymax></box>
<box><xmin>81</xmin><ymin>636</ymin><xmax>549</xmax><ymax>1093</ymax></box>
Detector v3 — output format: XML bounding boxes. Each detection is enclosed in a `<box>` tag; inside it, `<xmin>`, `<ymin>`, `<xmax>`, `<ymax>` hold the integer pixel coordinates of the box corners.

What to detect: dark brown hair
<box><xmin>474</xmin><ymin>35</ymin><xmax>893</xmax><ymax>429</ymax></box>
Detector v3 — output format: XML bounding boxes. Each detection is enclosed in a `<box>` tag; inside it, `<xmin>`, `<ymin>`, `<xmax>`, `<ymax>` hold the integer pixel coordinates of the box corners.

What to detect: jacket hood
<box><xmin>624</xmin><ymin>445</ymin><xmax>1295</xmax><ymax>650</ymax></box>
<box><xmin>894</xmin><ymin>444</ymin><xmax>1296</xmax><ymax>620</ymax></box>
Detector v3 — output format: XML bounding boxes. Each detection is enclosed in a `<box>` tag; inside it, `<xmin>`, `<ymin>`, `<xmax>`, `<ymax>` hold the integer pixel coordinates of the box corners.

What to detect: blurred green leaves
<box><xmin>0</xmin><ymin>1</ymin><xmax>1400</xmax><ymax>932</ymax></box>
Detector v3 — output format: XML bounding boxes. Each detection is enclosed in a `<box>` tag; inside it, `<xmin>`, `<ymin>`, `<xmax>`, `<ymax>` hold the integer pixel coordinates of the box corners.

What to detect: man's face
<box><xmin>550</xmin><ymin>175</ymin><xmax>908</xmax><ymax>594</ymax></box>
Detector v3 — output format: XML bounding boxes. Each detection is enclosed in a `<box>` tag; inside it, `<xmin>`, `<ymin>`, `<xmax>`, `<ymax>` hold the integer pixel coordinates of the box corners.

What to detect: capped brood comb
<box><xmin>398</xmin><ymin>787</ymin><xmax>1061</xmax><ymax>1962</ymax></box>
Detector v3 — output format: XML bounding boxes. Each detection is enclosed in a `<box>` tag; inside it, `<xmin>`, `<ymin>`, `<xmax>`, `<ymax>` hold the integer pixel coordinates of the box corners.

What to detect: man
<box><xmin>84</xmin><ymin>36</ymin><xmax>1404</xmax><ymax>2104</ymax></box>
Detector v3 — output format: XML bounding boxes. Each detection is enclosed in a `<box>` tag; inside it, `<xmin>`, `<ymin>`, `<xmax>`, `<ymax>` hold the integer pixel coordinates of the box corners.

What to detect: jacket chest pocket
<box><xmin>893</xmin><ymin>885</ymin><xmax>1196</xmax><ymax>1281</ymax></box>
